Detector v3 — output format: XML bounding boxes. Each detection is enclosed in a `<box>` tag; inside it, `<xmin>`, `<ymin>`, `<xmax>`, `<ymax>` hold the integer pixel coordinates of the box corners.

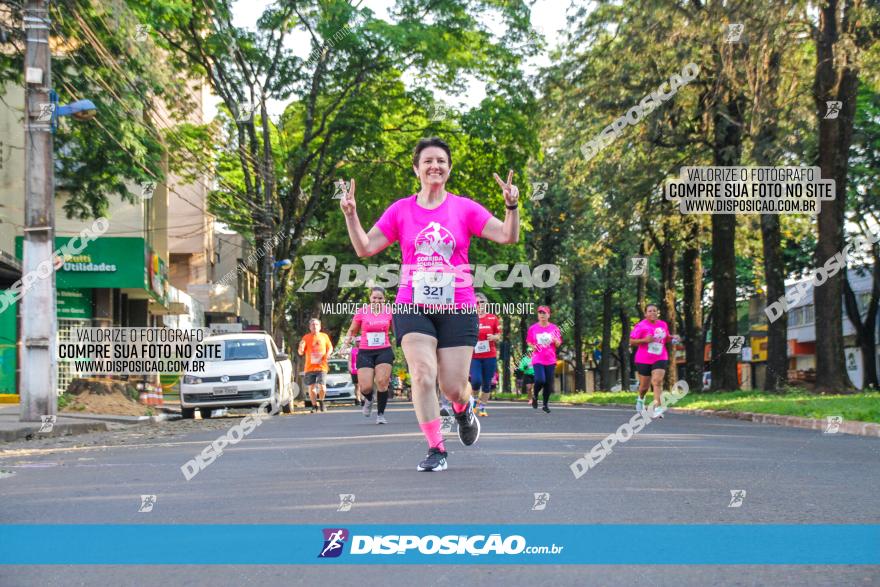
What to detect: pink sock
<box><xmin>452</xmin><ymin>402</ymin><xmax>469</xmax><ymax>414</ymax></box>
<box><xmin>419</xmin><ymin>418</ymin><xmax>445</xmax><ymax>452</ymax></box>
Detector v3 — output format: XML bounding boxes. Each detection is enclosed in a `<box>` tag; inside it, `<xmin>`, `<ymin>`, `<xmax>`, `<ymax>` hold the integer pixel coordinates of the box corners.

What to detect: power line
<box><xmin>56</xmin><ymin>5</ymin><xmax>270</xmax><ymax>218</ymax></box>
<box><xmin>54</xmin><ymin>77</ymin><xmax>214</xmax><ymax>225</ymax></box>
<box><xmin>75</xmin><ymin>5</ymin><xmax>269</xmax><ymax>181</ymax></box>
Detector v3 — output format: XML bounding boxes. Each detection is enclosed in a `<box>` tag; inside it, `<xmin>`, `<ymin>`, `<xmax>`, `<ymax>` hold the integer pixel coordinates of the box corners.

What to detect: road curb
<box><xmin>0</xmin><ymin>421</ymin><xmax>108</xmax><ymax>442</ymax></box>
<box><xmin>497</xmin><ymin>398</ymin><xmax>879</xmax><ymax>438</ymax></box>
<box><xmin>668</xmin><ymin>407</ymin><xmax>880</xmax><ymax>437</ymax></box>
<box><xmin>578</xmin><ymin>402</ymin><xmax>879</xmax><ymax>438</ymax></box>
<box><xmin>59</xmin><ymin>412</ymin><xmax>182</xmax><ymax>424</ymax></box>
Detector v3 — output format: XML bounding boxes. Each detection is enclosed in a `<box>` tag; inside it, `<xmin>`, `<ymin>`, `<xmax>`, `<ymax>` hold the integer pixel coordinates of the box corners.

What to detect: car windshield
<box><xmin>218</xmin><ymin>338</ymin><xmax>268</xmax><ymax>361</ymax></box>
<box><xmin>328</xmin><ymin>361</ymin><xmax>348</xmax><ymax>374</ymax></box>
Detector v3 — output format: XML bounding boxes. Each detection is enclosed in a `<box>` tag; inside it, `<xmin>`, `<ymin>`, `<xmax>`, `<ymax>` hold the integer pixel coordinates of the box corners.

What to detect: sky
<box><xmin>204</xmin><ymin>0</ymin><xmax>573</xmax><ymax>120</ymax></box>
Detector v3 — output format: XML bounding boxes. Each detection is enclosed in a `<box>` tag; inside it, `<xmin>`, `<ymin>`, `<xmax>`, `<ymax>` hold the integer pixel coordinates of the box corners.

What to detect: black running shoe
<box><xmin>531</xmin><ymin>399</ymin><xmax>538</xmax><ymax>409</ymax></box>
<box><xmin>453</xmin><ymin>405</ymin><xmax>481</xmax><ymax>446</ymax></box>
<box><xmin>542</xmin><ymin>405</ymin><xmax>551</xmax><ymax>413</ymax></box>
<box><xmin>417</xmin><ymin>447</ymin><xmax>448</xmax><ymax>471</ymax></box>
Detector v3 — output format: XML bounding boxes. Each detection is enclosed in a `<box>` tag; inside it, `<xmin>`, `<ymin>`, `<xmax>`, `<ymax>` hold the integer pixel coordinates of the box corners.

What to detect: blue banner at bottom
<box><xmin>0</xmin><ymin>525</ymin><xmax>877</xmax><ymax>564</ymax></box>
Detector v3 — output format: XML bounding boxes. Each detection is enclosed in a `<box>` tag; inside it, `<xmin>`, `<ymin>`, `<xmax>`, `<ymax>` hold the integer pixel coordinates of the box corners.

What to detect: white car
<box><xmin>180</xmin><ymin>332</ymin><xmax>294</xmax><ymax>419</ymax></box>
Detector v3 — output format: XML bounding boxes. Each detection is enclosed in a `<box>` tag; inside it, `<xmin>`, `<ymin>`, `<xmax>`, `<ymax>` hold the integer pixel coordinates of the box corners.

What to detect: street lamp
<box><xmin>49</xmin><ymin>91</ymin><xmax>97</xmax><ymax>132</ymax></box>
<box><xmin>56</xmin><ymin>99</ymin><xmax>97</xmax><ymax>121</ymax></box>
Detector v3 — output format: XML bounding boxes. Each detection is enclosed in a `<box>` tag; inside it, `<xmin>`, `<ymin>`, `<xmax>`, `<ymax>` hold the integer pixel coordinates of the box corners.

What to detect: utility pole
<box><xmin>21</xmin><ymin>0</ymin><xmax>57</xmax><ymax>421</ymax></box>
<box><xmin>261</xmin><ymin>211</ymin><xmax>273</xmax><ymax>334</ymax></box>
<box><xmin>258</xmin><ymin>93</ymin><xmax>274</xmax><ymax>337</ymax></box>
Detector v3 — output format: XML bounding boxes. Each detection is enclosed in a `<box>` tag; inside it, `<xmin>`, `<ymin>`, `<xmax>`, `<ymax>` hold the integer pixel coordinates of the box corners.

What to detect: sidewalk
<box><xmin>0</xmin><ymin>404</ymin><xmax>180</xmax><ymax>443</ymax></box>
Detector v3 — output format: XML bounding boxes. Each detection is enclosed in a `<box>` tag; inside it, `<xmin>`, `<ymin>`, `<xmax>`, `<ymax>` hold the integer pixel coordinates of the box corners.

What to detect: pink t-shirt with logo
<box><xmin>353</xmin><ymin>304</ymin><xmax>393</xmax><ymax>350</ymax></box>
<box><xmin>630</xmin><ymin>319</ymin><xmax>670</xmax><ymax>363</ymax></box>
<box><xmin>526</xmin><ymin>322</ymin><xmax>562</xmax><ymax>366</ymax></box>
<box><xmin>374</xmin><ymin>193</ymin><xmax>492</xmax><ymax>308</ymax></box>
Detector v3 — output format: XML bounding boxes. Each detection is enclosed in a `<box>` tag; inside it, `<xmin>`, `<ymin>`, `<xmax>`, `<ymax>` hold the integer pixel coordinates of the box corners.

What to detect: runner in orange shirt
<box><xmin>298</xmin><ymin>318</ymin><xmax>334</xmax><ymax>413</ymax></box>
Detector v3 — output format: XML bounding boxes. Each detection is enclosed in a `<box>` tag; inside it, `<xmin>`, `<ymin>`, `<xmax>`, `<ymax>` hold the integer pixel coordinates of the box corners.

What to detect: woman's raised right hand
<box><xmin>338</xmin><ymin>178</ymin><xmax>357</xmax><ymax>217</ymax></box>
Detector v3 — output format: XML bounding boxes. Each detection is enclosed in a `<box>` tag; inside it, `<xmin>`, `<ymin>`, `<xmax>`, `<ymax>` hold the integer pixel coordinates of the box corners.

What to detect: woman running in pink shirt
<box><xmin>629</xmin><ymin>303</ymin><xmax>679</xmax><ymax>418</ymax></box>
<box><xmin>339</xmin><ymin>137</ymin><xmax>520</xmax><ymax>471</ymax></box>
<box><xmin>345</xmin><ymin>287</ymin><xmax>394</xmax><ymax>424</ymax></box>
<box><xmin>526</xmin><ymin>305</ymin><xmax>562</xmax><ymax>413</ymax></box>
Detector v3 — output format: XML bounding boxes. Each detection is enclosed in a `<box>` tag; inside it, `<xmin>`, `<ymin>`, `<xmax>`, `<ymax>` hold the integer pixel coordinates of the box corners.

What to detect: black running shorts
<box><xmin>356</xmin><ymin>347</ymin><xmax>395</xmax><ymax>369</ymax></box>
<box><xmin>635</xmin><ymin>360</ymin><xmax>669</xmax><ymax>376</ymax></box>
<box><xmin>392</xmin><ymin>307</ymin><xmax>478</xmax><ymax>349</ymax></box>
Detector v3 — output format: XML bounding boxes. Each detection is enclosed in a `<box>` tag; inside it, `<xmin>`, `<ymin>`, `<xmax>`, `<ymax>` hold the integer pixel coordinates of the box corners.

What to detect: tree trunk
<box><xmin>681</xmin><ymin>221</ymin><xmax>704</xmax><ymax>393</ymax></box>
<box><xmin>659</xmin><ymin>240</ymin><xmax>678</xmax><ymax>390</ymax></box>
<box><xmin>710</xmin><ymin>93</ymin><xmax>744</xmax><ymax>391</ymax></box>
<box><xmin>618</xmin><ymin>303</ymin><xmax>630</xmax><ymax>391</ymax></box>
<box><xmin>635</xmin><ymin>239</ymin><xmax>648</xmax><ymax>317</ymax></box>
<box><xmin>751</xmin><ymin>45</ymin><xmax>789</xmax><ymax>393</ymax></box>
<box><xmin>760</xmin><ymin>213</ymin><xmax>788</xmax><ymax>391</ymax></box>
<box><xmin>600</xmin><ymin>286</ymin><xmax>613</xmax><ymax>390</ymax></box>
<box><xmin>573</xmin><ymin>269</ymin><xmax>586</xmax><ymax>391</ymax></box>
<box><xmin>813</xmin><ymin>0</ymin><xmax>859</xmax><ymax>393</ymax></box>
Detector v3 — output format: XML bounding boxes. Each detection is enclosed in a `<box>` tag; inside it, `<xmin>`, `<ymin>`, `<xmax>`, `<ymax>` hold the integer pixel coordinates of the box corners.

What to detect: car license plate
<box><xmin>212</xmin><ymin>386</ymin><xmax>238</xmax><ymax>395</ymax></box>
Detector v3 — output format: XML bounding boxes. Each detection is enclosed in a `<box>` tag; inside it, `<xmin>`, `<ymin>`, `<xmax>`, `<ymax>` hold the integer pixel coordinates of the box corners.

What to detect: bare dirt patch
<box><xmin>62</xmin><ymin>390</ymin><xmax>150</xmax><ymax>417</ymax></box>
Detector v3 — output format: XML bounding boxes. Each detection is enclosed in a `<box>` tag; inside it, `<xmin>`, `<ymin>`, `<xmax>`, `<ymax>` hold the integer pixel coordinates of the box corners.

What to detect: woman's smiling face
<box><xmin>414</xmin><ymin>146</ymin><xmax>451</xmax><ymax>188</ymax></box>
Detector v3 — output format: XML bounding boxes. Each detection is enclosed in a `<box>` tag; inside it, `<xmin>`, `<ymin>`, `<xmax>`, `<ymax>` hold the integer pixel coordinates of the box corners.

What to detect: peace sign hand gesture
<box><xmin>492</xmin><ymin>169</ymin><xmax>520</xmax><ymax>207</ymax></box>
<box><xmin>338</xmin><ymin>178</ymin><xmax>357</xmax><ymax>217</ymax></box>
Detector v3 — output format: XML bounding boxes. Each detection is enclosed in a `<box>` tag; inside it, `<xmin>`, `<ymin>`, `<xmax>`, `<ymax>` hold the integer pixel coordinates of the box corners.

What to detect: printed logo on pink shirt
<box><xmin>414</xmin><ymin>222</ymin><xmax>455</xmax><ymax>266</ymax></box>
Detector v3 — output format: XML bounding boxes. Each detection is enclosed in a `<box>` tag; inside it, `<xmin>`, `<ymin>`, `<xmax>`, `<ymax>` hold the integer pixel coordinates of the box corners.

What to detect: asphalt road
<box><xmin>0</xmin><ymin>399</ymin><xmax>878</xmax><ymax>586</ymax></box>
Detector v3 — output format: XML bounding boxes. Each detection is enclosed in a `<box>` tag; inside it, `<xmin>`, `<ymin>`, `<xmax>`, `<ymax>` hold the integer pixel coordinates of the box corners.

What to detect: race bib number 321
<box><xmin>413</xmin><ymin>271</ymin><xmax>455</xmax><ymax>306</ymax></box>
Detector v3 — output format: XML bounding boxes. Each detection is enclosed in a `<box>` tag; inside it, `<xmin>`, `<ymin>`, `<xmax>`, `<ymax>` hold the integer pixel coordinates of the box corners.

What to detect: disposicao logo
<box><xmin>318</xmin><ymin>528</ymin><xmax>349</xmax><ymax>558</ymax></box>
<box><xmin>348</xmin><ymin>533</ymin><xmax>527</xmax><ymax>555</ymax></box>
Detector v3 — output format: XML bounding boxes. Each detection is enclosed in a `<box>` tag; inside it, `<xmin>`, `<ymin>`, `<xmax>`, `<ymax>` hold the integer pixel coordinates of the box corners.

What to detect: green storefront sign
<box><xmin>3</xmin><ymin>237</ymin><xmax>168</xmax><ymax>395</ymax></box>
<box><xmin>0</xmin><ymin>296</ymin><xmax>15</xmax><ymax>394</ymax></box>
<box><xmin>14</xmin><ymin>236</ymin><xmax>167</xmax><ymax>305</ymax></box>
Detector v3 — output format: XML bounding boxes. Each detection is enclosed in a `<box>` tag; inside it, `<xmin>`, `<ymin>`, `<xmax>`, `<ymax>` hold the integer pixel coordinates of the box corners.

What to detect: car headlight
<box><xmin>249</xmin><ymin>370</ymin><xmax>272</xmax><ymax>381</ymax></box>
<box><xmin>183</xmin><ymin>374</ymin><xmax>202</xmax><ymax>385</ymax></box>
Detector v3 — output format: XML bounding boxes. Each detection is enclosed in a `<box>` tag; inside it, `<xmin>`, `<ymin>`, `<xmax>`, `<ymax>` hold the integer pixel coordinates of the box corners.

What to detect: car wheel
<box><xmin>199</xmin><ymin>407</ymin><xmax>213</xmax><ymax>419</ymax></box>
<box><xmin>283</xmin><ymin>381</ymin><xmax>294</xmax><ymax>413</ymax></box>
<box><xmin>269</xmin><ymin>383</ymin><xmax>283</xmax><ymax>416</ymax></box>
<box><xmin>181</xmin><ymin>406</ymin><xmax>195</xmax><ymax>419</ymax></box>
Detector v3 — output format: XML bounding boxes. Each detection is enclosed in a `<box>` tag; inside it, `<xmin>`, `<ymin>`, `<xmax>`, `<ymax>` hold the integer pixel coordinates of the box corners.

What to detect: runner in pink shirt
<box><xmin>629</xmin><ymin>303</ymin><xmax>679</xmax><ymax>418</ymax></box>
<box><xmin>526</xmin><ymin>305</ymin><xmax>562</xmax><ymax>413</ymax></box>
<box><xmin>339</xmin><ymin>137</ymin><xmax>521</xmax><ymax>472</ymax></box>
<box><xmin>345</xmin><ymin>287</ymin><xmax>394</xmax><ymax>424</ymax></box>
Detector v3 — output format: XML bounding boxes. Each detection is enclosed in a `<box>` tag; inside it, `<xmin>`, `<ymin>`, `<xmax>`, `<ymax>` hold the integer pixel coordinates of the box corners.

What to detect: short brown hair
<box><xmin>412</xmin><ymin>137</ymin><xmax>452</xmax><ymax>168</ymax></box>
